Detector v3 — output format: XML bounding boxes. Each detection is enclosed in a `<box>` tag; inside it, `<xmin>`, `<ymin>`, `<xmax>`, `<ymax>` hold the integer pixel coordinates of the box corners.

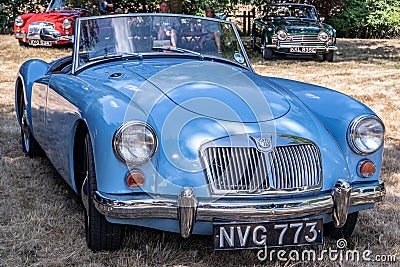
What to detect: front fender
<box><xmin>268</xmin><ymin>77</ymin><xmax>384</xmax><ymax>182</ymax></box>
<box><xmin>15</xmin><ymin>59</ymin><xmax>48</xmax><ymax>128</ymax></box>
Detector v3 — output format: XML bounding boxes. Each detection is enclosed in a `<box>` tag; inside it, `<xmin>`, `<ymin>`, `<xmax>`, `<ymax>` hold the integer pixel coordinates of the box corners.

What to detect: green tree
<box><xmin>330</xmin><ymin>0</ymin><xmax>400</xmax><ymax>38</ymax></box>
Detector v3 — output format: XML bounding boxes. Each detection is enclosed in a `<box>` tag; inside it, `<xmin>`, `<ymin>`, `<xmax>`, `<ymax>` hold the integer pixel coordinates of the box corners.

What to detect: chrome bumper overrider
<box><xmin>93</xmin><ymin>180</ymin><xmax>385</xmax><ymax>238</ymax></box>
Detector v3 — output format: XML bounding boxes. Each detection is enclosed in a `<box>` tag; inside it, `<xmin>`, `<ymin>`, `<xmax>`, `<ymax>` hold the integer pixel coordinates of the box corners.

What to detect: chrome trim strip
<box><xmin>266</xmin><ymin>44</ymin><xmax>338</xmax><ymax>51</ymax></box>
<box><xmin>94</xmin><ymin>180</ymin><xmax>385</xmax><ymax>226</ymax></box>
<box><xmin>351</xmin><ymin>182</ymin><xmax>385</xmax><ymax>205</ymax></box>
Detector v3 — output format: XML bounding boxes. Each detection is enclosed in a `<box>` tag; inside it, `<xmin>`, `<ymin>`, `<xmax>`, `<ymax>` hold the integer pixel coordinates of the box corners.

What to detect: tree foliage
<box><xmin>330</xmin><ymin>0</ymin><xmax>400</xmax><ymax>38</ymax></box>
<box><xmin>1</xmin><ymin>0</ymin><xmax>400</xmax><ymax>38</ymax></box>
<box><xmin>0</xmin><ymin>0</ymin><xmax>46</xmax><ymax>34</ymax></box>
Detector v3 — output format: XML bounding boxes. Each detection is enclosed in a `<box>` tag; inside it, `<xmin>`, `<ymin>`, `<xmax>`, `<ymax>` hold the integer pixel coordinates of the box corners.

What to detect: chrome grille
<box><xmin>269</xmin><ymin>145</ymin><xmax>321</xmax><ymax>189</ymax></box>
<box><xmin>28</xmin><ymin>22</ymin><xmax>55</xmax><ymax>35</ymax></box>
<box><xmin>274</xmin><ymin>34</ymin><xmax>324</xmax><ymax>46</ymax></box>
<box><xmin>202</xmin><ymin>144</ymin><xmax>321</xmax><ymax>194</ymax></box>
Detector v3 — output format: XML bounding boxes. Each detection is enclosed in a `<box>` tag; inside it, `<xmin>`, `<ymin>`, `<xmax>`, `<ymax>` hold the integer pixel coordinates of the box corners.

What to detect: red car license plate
<box><xmin>29</xmin><ymin>39</ymin><xmax>52</xmax><ymax>46</ymax></box>
<box><xmin>213</xmin><ymin>219</ymin><xmax>323</xmax><ymax>250</ymax></box>
<box><xmin>290</xmin><ymin>47</ymin><xmax>316</xmax><ymax>53</ymax></box>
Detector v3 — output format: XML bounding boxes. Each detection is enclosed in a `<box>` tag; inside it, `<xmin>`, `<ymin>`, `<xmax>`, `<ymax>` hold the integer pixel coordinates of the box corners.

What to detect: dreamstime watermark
<box><xmin>256</xmin><ymin>239</ymin><xmax>397</xmax><ymax>263</ymax></box>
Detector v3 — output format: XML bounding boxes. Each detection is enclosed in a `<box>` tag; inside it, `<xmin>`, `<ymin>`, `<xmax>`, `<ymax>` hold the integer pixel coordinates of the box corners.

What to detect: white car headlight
<box><xmin>63</xmin><ymin>19</ymin><xmax>72</xmax><ymax>29</ymax></box>
<box><xmin>276</xmin><ymin>30</ymin><xmax>288</xmax><ymax>41</ymax></box>
<box><xmin>348</xmin><ymin>115</ymin><xmax>384</xmax><ymax>155</ymax></box>
<box><xmin>318</xmin><ymin>30</ymin><xmax>329</xmax><ymax>42</ymax></box>
<box><xmin>15</xmin><ymin>16</ymin><xmax>24</xmax><ymax>27</ymax></box>
<box><xmin>113</xmin><ymin>122</ymin><xmax>157</xmax><ymax>165</ymax></box>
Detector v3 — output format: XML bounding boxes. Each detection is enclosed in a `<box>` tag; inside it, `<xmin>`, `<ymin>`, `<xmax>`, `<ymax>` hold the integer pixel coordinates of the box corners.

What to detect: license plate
<box><xmin>290</xmin><ymin>47</ymin><xmax>316</xmax><ymax>53</ymax></box>
<box><xmin>213</xmin><ymin>219</ymin><xmax>323</xmax><ymax>250</ymax></box>
<box><xmin>29</xmin><ymin>39</ymin><xmax>52</xmax><ymax>46</ymax></box>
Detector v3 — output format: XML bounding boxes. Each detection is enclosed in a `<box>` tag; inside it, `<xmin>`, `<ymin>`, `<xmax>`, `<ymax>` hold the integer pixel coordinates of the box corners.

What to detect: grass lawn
<box><xmin>0</xmin><ymin>35</ymin><xmax>399</xmax><ymax>266</ymax></box>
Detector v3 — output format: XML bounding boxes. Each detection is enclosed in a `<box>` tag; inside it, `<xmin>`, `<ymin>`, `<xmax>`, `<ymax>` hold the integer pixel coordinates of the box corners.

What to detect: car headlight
<box><xmin>348</xmin><ymin>115</ymin><xmax>384</xmax><ymax>155</ymax></box>
<box><xmin>15</xmin><ymin>16</ymin><xmax>24</xmax><ymax>27</ymax></box>
<box><xmin>318</xmin><ymin>30</ymin><xmax>329</xmax><ymax>42</ymax></box>
<box><xmin>113</xmin><ymin>121</ymin><xmax>158</xmax><ymax>165</ymax></box>
<box><xmin>63</xmin><ymin>19</ymin><xmax>72</xmax><ymax>29</ymax></box>
<box><xmin>276</xmin><ymin>30</ymin><xmax>288</xmax><ymax>41</ymax></box>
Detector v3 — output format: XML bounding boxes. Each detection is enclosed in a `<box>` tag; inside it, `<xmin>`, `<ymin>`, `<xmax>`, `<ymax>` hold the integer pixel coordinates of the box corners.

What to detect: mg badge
<box><xmin>250</xmin><ymin>136</ymin><xmax>273</xmax><ymax>151</ymax></box>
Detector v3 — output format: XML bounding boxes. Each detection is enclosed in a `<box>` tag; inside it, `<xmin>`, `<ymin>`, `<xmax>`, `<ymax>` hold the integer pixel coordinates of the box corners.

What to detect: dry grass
<box><xmin>0</xmin><ymin>35</ymin><xmax>399</xmax><ymax>266</ymax></box>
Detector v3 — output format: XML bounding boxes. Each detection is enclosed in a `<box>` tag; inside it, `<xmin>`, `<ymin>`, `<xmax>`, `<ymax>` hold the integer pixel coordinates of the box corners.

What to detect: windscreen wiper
<box><xmin>152</xmin><ymin>46</ymin><xmax>204</xmax><ymax>60</ymax></box>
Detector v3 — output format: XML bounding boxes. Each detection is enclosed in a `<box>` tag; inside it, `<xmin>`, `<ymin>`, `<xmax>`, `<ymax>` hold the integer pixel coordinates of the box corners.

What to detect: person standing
<box><xmin>198</xmin><ymin>7</ymin><xmax>222</xmax><ymax>53</ymax></box>
<box><xmin>99</xmin><ymin>0</ymin><xmax>114</xmax><ymax>15</ymax></box>
<box><xmin>153</xmin><ymin>1</ymin><xmax>179</xmax><ymax>47</ymax></box>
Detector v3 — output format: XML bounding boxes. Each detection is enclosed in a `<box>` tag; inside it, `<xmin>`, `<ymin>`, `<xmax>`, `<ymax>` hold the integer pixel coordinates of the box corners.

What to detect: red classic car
<box><xmin>14</xmin><ymin>0</ymin><xmax>93</xmax><ymax>47</ymax></box>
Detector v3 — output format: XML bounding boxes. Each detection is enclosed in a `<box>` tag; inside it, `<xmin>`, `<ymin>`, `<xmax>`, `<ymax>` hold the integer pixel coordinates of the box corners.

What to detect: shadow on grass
<box><xmin>245</xmin><ymin>38</ymin><xmax>400</xmax><ymax>65</ymax></box>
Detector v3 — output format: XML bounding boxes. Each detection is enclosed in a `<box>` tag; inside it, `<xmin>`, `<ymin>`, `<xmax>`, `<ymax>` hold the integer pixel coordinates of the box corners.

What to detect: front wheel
<box><xmin>83</xmin><ymin>133</ymin><xmax>122</xmax><ymax>251</ymax></box>
<box><xmin>19</xmin><ymin>98</ymin><xmax>42</xmax><ymax>157</ymax></box>
<box><xmin>262</xmin><ymin>40</ymin><xmax>273</xmax><ymax>60</ymax></box>
<box><xmin>324</xmin><ymin>212</ymin><xmax>358</xmax><ymax>239</ymax></box>
<box><xmin>323</xmin><ymin>51</ymin><xmax>334</xmax><ymax>62</ymax></box>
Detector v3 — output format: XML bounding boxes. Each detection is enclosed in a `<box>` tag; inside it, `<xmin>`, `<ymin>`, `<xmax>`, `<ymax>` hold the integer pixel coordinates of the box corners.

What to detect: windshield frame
<box><xmin>47</xmin><ymin>0</ymin><xmax>66</xmax><ymax>11</ymax></box>
<box><xmin>264</xmin><ymin>3</ymin><xmax>318</xmax><ymax>21</ymax></box>
<box><xmin>47</xmin><ymin>0</ymin><xmax>88</xmax><ymax>11</ymax></box>
<box><xmin>71</xmin><ymin>13</ymin><xmax>253</xmax><ymax>74</ymax></box>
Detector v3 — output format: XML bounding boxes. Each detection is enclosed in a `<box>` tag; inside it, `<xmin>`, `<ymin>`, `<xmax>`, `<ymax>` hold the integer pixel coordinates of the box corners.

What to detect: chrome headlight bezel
<box><xmin>276</xmin><ymin>30</ymin><xmax>288</xmax><ymax>41</ymax></box>
<box><xmin>62</xmin><ymin>19</ymin><xmax>72</xmax><ymax>29</ymax></box>
<box><xmin>15</xmin><ymin>16</ymin><xmax>24</xmax><ymax>27</ymax></box>
<box><xmin>348</xmin><ymin>115</ymin><xmax>385</xmax><ymax>155</ymax></box>
<box><xmin>318</xmin><ymin>30</ymin><xmax>329</xmax><ymax>42</ymax></box>
<box><xmin>113</xmin><ymin>121</ymin><xmax>158</xmax><ymax>166</ymax></box>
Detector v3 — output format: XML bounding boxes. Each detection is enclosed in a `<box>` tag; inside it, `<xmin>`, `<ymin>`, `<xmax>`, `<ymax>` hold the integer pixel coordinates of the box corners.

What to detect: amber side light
<box><xmin>126</xmin><ymin>170</ymin><xmax>145</xmax><ymax>188</ymax></box>
<box><xmin>358</xmin><ymin>160</ymin><xmax>376</xmax><ymax>178</ymax></box>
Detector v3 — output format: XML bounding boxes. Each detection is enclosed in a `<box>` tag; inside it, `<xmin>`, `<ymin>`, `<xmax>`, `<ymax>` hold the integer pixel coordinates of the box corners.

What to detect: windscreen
<box><xmin>74</xmin><ymin>14</ymin><xmax>250</xmax><ymax>72</ymax></box>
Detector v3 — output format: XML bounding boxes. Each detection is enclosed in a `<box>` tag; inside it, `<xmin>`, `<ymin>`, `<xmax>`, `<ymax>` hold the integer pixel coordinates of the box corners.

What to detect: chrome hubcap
<box><xmin>22</xmin><ymin>108</ymin><xmax>30</xmax><ymax>152</ymax></box>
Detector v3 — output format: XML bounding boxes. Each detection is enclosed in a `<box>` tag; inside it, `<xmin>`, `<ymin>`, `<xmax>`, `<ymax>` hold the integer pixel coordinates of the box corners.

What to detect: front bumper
<box><xmin>93</xmin><ymin>180</ymin><xmax>385</xmax><ymax>238</ymax></box>
<box><xmin>265</xmin><ymin>44</ymin><xmax>338</xmax><ymax>52</ymax></box>
<box><xmin>14</xmin><ymin>32</ymin><xmax>71</xmax><ymax>43</ymax></box>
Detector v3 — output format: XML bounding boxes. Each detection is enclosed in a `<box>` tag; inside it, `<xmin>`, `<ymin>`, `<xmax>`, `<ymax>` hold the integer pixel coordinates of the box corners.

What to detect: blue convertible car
<box><xmin>15</xmin><ymin>14</ymin><xmax>385</xmax><ymax>251</ymax></box>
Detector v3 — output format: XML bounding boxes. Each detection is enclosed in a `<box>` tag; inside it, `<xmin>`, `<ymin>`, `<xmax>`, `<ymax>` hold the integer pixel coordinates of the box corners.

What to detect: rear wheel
<box><xmin>324</xmin><ymin>212</ymin><xmax>358</xmax><ymax>239</ymax></box>
<box><xmin>250</xmin><ymin>35</ymin><xmax>255</xmax><ymax>50</ymax></box>
<box><xmin>83</xmin><ymin>133</ymin><xmax>122</xmax><ymax>251</ymax></box>
<box><xmin>19</xmin><ymin>97</ymin><xmax>42</xmax><ymax>157</ymax></box>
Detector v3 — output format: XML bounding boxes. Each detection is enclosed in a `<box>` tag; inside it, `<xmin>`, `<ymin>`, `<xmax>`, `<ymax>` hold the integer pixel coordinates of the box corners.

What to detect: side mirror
<box><xmin>319</xmin><ymin>16</ymin><xmax>325</xmax><ymax>23</ymax></box>
<box><xmin>40</xmin><ymin>28</ymin><xmax>60</xmax><ymax>42</ymax></box>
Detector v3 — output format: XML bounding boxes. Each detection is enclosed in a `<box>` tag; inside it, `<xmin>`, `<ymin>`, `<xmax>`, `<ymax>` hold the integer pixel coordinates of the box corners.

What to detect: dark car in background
<box><xmin>251</xmin><ymin>3</ymin><xmax>337</xmax><ymax>61</ymax></box>
<box><xmin>14</xmin><ymin>0</ymin><xmax>92</xmax><ymax>47</ymax></box>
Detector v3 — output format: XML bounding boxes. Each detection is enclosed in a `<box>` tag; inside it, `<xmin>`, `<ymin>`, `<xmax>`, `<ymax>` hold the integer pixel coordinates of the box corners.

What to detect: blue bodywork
<box><xmin>15</xmin><ymin>14</ymin><xmax>384</xmax><ymax>246</ymax></box>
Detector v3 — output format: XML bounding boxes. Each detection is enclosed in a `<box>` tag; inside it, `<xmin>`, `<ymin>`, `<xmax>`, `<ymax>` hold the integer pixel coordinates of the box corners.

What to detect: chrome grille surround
<box><xmin>199</xmin><ymin>134</ymin><xmax>322</xmax><ymax>195</ymax></box>
<box><xmin>273</xmin><ymin>34</ymin><xmax>325</xmax><ymax>47</ymax></box>
<box><xmin>28</xmin><ymin>21</ymin><xmax>55</xmax><ymax>35</ymax></box>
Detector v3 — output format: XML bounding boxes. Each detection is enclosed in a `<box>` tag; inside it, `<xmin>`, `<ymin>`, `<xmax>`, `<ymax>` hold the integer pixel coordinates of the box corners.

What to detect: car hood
<box><xmin>25</xmin><ymin>10</ymin><xmax>83</xmax><ymax>24</ymax></box>
<box><xmin>274</xmin><ymin>20</ymin><xmax>323</xmax><ymax>34</ymax></box>
<box><xmin>76</xmin><ymin>59</ymin><xmax>348</xmax><ymax>195</ymax></box>
<box><xmin>118</xmin><ymin>60</ymin><xmax>291</xmax><ymax>123</ymax></box>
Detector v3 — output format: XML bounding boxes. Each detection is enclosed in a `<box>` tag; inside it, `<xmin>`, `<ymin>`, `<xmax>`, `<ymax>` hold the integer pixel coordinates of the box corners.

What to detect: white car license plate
<box><xmin>213</xmin><ymin>219</ymin><xmax>323</xmax><ymax>250</ymax></box>
<box><xmin>290</xmin><ymin>47</ymin><xmax>316</xmax><ymax>53</ymax></box>
<box><xmin>29</xmin><ymin>39</ymin><xmax>52</xmax><ymax>46</ymax></box>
